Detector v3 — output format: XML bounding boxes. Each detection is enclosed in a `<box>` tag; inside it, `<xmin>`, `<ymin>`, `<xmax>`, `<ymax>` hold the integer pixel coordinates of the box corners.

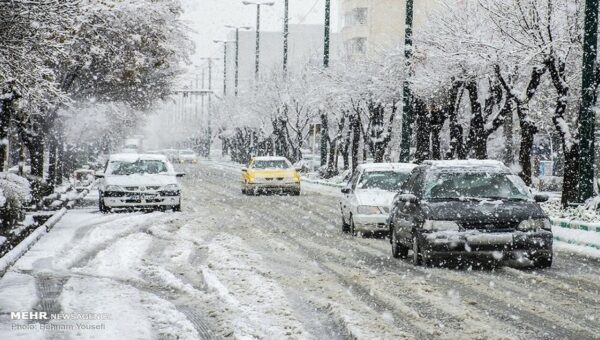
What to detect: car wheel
<box><xmin>98</xmin><ymin>198</ymin><xmax>109</xmax><ymax>213</ymax></box>
<box><xmin>341</xmin><ymin>210</ymin><xmax>350</xmax><ymax>233</ymax></box>
<box><xmin>391</xmin><ymin>228</ymin><xmax>407</xmax><ymax>259</ymax></box>
<box><xmin>533</xmin><ymin>254</ymin><xmax>552</xmax><ymax>269</ymax></box>
<box><xmin>412</xmin><ymin>236</ymin><xmax>422</xmax><ymax>266</ymax></box>
<box><xmin>173</xmin><ymin>204</ymin><xmax>181</xmax><ymax>212</ymax></box>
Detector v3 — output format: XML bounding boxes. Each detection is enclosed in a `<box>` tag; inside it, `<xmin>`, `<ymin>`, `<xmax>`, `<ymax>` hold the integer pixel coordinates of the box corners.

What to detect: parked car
<box><xmin>73</xmin><ymin>168</ymin><xmax>95</xmax><ymax>192</ymax></box>
<box><xmin>388</xmin><ymin>160</ymin><xmax>552</xmax><ymax>268</ymax></box>
<box><xmin>96</xmin><ymin>154</ymin><xmax>185</xmax><ymax>212</ymax></box>
<box><xmin>294</xmin><ymin>154</ymin><xmax>321</xmax><ymax>172</ymax></box>
<box><xmin>177</xmin><ymin>149</ymin><xmax>198</xmax><ymax>163</ymax></box>
<box><xmin>340</xmin><ymin>163</ymin><xmax>417</xmax><ymax>236</ymax></box>
<box><xmin>241</xmin><ymin>156</ymin><xmax>301</xmax><ymax>195</ymax></box>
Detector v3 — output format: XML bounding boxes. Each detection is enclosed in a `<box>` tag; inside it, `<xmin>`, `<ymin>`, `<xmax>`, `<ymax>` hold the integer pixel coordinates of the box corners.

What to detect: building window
<box><xmin>344</xmin><ymin>7</ymin><xmax>368</xmax><ymax>27</ymax></box>
<box><xmin>354</xmin><ymin>8</ymin><xmax>368</xmax><ymax>25</ymax></box>
<box><xmin>346</xmin><ymin>37</ymin><xmax>367</xmax><ymax>55</ymax></box>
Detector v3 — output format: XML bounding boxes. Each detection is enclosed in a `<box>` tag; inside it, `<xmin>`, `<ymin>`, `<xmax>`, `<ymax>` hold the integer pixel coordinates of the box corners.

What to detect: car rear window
<box><xmin>253</xmin><ymin>160</ymin><xmax>290</xmax><ymax>169</ymax></box>
<box><xmin>357</xmin><ymin>171</ymin><xmax>411</xmax><ymax>191</ymax></box>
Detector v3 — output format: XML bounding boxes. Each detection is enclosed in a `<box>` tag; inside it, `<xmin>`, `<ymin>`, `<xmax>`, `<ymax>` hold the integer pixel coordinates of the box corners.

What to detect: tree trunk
<box><xmin>414</xmin><ymin>98</ymin><xmax>430</xmax><ymax>163</ymax></box>
<box><xmin>562</xmin><ymin>145</ymin><xmax>580</xmax><ymax>207</ymax></box>
<box><xmin>320</xmin><ymin>112</ymin><xmax>328</xmax><ymax>167</ymax></box>
<box><xmin>0</xmin><ymin>97</ymin><xmax>14</xmax><ymax>172</ymax></box>
<box><xmin>351</xmin><ymin>115</ymin><xmax>360</xmax><ymax>172</ymax></box>
<box><xmin>48</xmin><ymin>136</ymin><xmax>57</xmax><ymax>188</ymax></box>
<box><xmin>465</xmin><ymin>80</ymin><xmax>487</xmax><ymax>159</ymax></box>
<box><xmin>518</xmin><ymin>122</ymin><xmax>537</xmax><ymax>186</ymax></box>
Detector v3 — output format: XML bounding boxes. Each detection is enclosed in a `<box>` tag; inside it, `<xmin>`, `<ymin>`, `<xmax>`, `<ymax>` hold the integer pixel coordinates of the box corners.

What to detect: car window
<box><xmin>252</xmin><ymin>160</ymin><xmax>290</xmax><ymax>169</ymax></box>
<box><xmin>356</xmin><ymin>171</ymin><xmax>411</xmax><ymax>191</ymax></box>
<box><xmin>401</xmin><ymin>168</ymin><xmax>422</xmax><ymax>194</ymax></box>
<box><xmin>107</xmin><ymin>160</ymin><xmax>169</xmax><ymax>175</ymax></box>
<box><xmin>423</xmin><ymin>171</ymin><xmax>532</xmax><ymax>200</ymax></box>
<box><xmin>350</xmin><ymin>170</ymin><xmax>362</xmax><ymax>190</ymax></box>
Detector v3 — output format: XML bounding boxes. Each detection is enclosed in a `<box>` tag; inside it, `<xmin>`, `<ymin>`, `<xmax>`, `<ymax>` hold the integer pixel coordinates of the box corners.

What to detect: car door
<box><xmin>394</xmin><ymin>168</ymin><xmax>425</xmax><ymax>244</ymax></box>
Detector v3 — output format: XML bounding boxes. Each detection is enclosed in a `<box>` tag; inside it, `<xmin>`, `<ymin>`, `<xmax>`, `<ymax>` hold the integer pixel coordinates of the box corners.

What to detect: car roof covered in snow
<box><xmin>423</xmin><ymin>160</ymin><xmax>510</xmax><ymax>172</ymax></box>
<box><xmin>109</xmin><ymin>153</ymin><xmax>168</xmax><ymax>162</ymax></box>
<box><xmin>253</xmin><ymin>156</ymin><xmax>290</xmax><ymax>162</ymax></box>
<box><xmin>357</xmin><ymin>163</ymin><xmax>417</xmax><ymax>172</ymax></box>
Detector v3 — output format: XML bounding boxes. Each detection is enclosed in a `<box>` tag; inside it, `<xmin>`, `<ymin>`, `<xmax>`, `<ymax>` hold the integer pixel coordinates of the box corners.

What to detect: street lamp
<box><xmin>225</xmin><ymin>25</ymin><xmax>252</xmax><ymax>96</ymax></box>
<box><xmin>213</xmin><ymin>40</ymin><xmax>234</xmax><ymax>96</ymax></box>
<box><xmin>199</xmin><ymin>57</ymin><xmax>221</xmax><ymax>158</ymax></box>
<box><xmin>283</xmin><ymin>0</ymin><xmax>289</xmax><ymax>73</ymax></box>
<box><xmin>242</xmin><ymin>1</ymin><xmax>275</xmax><ymax>81</ymax></box>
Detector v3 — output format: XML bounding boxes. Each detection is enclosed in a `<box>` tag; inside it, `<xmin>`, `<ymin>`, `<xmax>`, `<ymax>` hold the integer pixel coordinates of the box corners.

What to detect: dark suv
<box><xmin>388</xmin><ymin>160</ymin><xmax>553</xmax><ymax>268</ymax></box>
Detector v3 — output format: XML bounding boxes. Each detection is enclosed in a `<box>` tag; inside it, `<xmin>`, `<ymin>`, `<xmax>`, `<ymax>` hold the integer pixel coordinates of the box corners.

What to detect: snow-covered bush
<box><xmin>0</xmin><ymin>173</ymin><xmax>31</xmax><ymax>232</ymax></box>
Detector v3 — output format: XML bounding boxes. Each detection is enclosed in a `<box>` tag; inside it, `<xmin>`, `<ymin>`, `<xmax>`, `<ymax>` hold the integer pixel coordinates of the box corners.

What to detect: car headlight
<box><xmin>357</xmin><ymin>206</ymin><xmax>385</xmax><ymax>215</ymax></box>
<box><xmin>518</xmin><ymin>218</ymin><xmax>551</xmax><ymax>231</ymax></box>
<box><xmin>163</xmin><ymin>184</ymin><xmax>179</xmax><ymax>191</ymax></box>
<box><xmin>105</xmin><ymin>185</ymin><xmax>123</xmax><ymax>192</ymax></box>
<box><xmin>423</xmin><ymin>220</ymin><xmax>460</xmax><ymax>231</ymax></box>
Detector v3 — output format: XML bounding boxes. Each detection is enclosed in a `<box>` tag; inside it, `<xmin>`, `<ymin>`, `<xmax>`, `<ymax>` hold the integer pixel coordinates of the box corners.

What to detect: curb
<box><xmin>301</xmin><ymin>178</ymin><xmax>345</xmax><ymax>188</ymax></box>
<box><xmin>551</xmin><ymin>219</ymin><xmax>600</xmax><ymax>233</ymax></box>
<box><xmin>0</xmin><ymin>208</ymin><xmax>67</xmax><ymax>276</ymax></box>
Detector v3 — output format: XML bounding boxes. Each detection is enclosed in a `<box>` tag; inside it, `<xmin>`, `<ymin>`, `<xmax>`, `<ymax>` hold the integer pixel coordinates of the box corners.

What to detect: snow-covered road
<box><xmin>1</xmin><ymin>162</ymin><xmax>599</xmax><ymax>339</ymax></box>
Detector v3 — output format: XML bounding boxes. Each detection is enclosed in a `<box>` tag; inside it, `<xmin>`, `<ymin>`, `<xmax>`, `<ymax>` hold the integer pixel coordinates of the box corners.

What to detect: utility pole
<box><xmin>225</xmin><ymin>25</ymin><xmax>251</xmax><ymax>96</ymax></box>
<box><xmin>323</xmin><ymin>0</ymin><xmax>331</xmax><ymax>68</ymax></box>
<box><xmin>214</xmin><ymin>40</ymin><xmax>232</xmax><ymax>96</ymax></box>
<box><xmin>321</xmin><ymin>0</ymin><xmax>331</xmax><ymax>167</ymax></box>
<box><xmin>578</xmin><ymin>0</ymin><xmax>599</xmax><ymax>202</ymax></box>
<box><xmin>283</xmin><ymin>0</ymin><xmax>289</xmax><ymax>73</ymax></box>
<box><xmin>242</xmin><ymin>1</ymin><xmax>274</xmax><ymax>81</ymax></box>
<box><xmin>199</xmin><ymin>57</ymin><xmax>220</xmax><ymax>158</ymax></box>
<box><xmin>399</xmin><ymin>0</ymin><xmax>414</xmax><ymax>163</ymax></box>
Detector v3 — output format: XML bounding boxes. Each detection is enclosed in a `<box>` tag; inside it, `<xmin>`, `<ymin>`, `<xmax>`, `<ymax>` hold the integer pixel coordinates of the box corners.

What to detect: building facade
<box><xmin>340</xmin><ymin>0</ymin><xmax>440</xmax><ymax>58</ymax></box>
<box><xmin>224</xmin><ymin>24</ymin><xmax>340</xmax><ymax>95</ymax></box>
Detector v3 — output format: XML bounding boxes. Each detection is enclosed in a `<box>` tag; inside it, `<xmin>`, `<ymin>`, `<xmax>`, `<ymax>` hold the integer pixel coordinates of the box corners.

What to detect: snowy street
<box><xmin>0</xmin><ymin>161</ymin><xmax>599</xmax><ymax>339</ymax></box>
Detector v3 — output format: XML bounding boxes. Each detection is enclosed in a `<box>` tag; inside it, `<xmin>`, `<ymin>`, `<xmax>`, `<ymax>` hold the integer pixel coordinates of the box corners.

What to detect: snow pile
<box><xmin>0</xmin><ymin>173</ymin><xmax>31</xmax><ymax>208</ymax></box>
<box><xmin>542</xmin><ymin>201</ymin><xmax>600</xmax><ymax>223</ymax></box>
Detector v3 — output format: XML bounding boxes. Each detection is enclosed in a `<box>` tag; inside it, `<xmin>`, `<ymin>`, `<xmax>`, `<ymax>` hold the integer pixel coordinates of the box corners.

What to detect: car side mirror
<box><xmin>176</xmin><ymin>172</ymin><xmax>186</xmax><ymax>178</ymax></box>
<box><xmin>399</xmin><ymin>194</ymin><xmax>419</xmax><ymax>204</ymax></box>
<box><xmin>94</xmin><ymin>172</ymin><xmax>105</xmax><ymax>179</ymax></box>
<box><xmin>534</xmin><ymin>194</ymin><xmax>549</xmax><ymax>203</ymax></box>
<box><xmin>341</xmin><ymin>187</ymin><xmax>351</xmax><ymax>194</ymax></box>
<box><xmin>241</xmin><ymin>167</ymin><xmax>248</xmax><ymax>172</ymax></box>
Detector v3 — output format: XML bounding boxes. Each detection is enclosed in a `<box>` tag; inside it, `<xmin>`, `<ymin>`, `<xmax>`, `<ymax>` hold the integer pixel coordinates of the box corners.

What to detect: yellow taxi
<box><xmin>241</xmin><ymin>156</ymin><xmax>301</xmax><ymax>195</ymax></box>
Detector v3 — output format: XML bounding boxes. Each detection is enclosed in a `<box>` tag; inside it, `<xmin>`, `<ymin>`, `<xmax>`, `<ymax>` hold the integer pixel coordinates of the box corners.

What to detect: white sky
<box><xmin>180</xmin><ymin>0</ymin><xmax>340</xmax><ymax>65</ymax></box>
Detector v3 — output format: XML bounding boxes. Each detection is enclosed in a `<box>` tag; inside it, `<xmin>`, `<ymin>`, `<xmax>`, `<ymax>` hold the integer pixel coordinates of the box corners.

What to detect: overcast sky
<box><xmin>180</xmin><ymin>0</ymin><xmax>340</xmax><ymax>65</ymax></box>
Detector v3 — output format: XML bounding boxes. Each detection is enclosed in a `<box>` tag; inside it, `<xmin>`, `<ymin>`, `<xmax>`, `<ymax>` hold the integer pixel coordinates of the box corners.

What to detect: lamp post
<box><xmin>283</xmin><ymin>0</ymin><xmax>289</xmax><ymax>73</ymax></box>
<box><xmin>242</xmin><ymin>1</ymin><xmax>274</xmax><ymax>81</ymax></box>
<box><xmin>225</xmin><ymin>25</ymin><xmax>252</xmax><ymax>96</ymax></box>
<box><xmin>399</xmin><ymin>0</ymin><xmax>414</xmax><ymax>163</ymax></box>
<box><xmin>320</xmin><ymin>0</ymin><xmax>331</xmax><ymax>167</ymax></box>
<box><xmin>578</xmin><ymin>0</ymin><xmax>599</xmax><ymax>202</ymax></box>
<box><xmin>199</xmin><ymin>57</ymin><xmax>221</xmax><ymax>158</ymax></box>
<box><xmin>214</xmin><ymin>40</ymin><xmax>233</xmax><ymax>96</ymax></box>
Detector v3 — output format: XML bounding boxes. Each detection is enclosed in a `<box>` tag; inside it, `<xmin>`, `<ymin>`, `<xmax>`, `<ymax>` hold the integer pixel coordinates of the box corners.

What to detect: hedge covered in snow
<box><xmin>0</xmin><ymin>173</ymin><xmax>31</xmax><ymax>232</ymax></box>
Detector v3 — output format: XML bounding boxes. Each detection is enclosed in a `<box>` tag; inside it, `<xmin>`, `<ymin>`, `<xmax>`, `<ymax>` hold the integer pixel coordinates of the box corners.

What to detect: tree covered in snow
<box><xmin>1</xmin><ymin>0</ymin><xmax>192</xmax><ymax>190</ymax></box>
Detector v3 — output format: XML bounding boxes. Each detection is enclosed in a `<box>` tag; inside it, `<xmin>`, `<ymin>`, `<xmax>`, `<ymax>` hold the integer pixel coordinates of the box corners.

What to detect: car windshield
<box><xmin>107</xmin><ymin>160</ymin><xmax>169</xmax><ymax>176</ymax></box>
<box><xmin>252</xmin><ymin>160</ymin><xmax>290</xmax><ymax>169</ymax></box>
<box><xmin>357</xmin><ymin>171</ymin><xmax>411</xmax><ymax>191</ymax></box>
<box><xmin>424</xmin><ymin>171</ymin><xmax>532</xmax><ymax>200</ymax></box>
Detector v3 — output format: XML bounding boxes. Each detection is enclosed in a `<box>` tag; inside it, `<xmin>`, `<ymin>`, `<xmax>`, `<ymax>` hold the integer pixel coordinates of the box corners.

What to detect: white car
<box><xmin>340</xmin><ymin>163</ymin><xmax>417</xmax><ymax>235</ymax></box>
<box><xmin>96</xmin><ymin>154</ymin><xmax>184</xmax><ymax>212</ymax></box>
<box><xmin>177</xmin><ymin>149</ymin><xmax>198</xmax><ymax>163</ymax></box>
